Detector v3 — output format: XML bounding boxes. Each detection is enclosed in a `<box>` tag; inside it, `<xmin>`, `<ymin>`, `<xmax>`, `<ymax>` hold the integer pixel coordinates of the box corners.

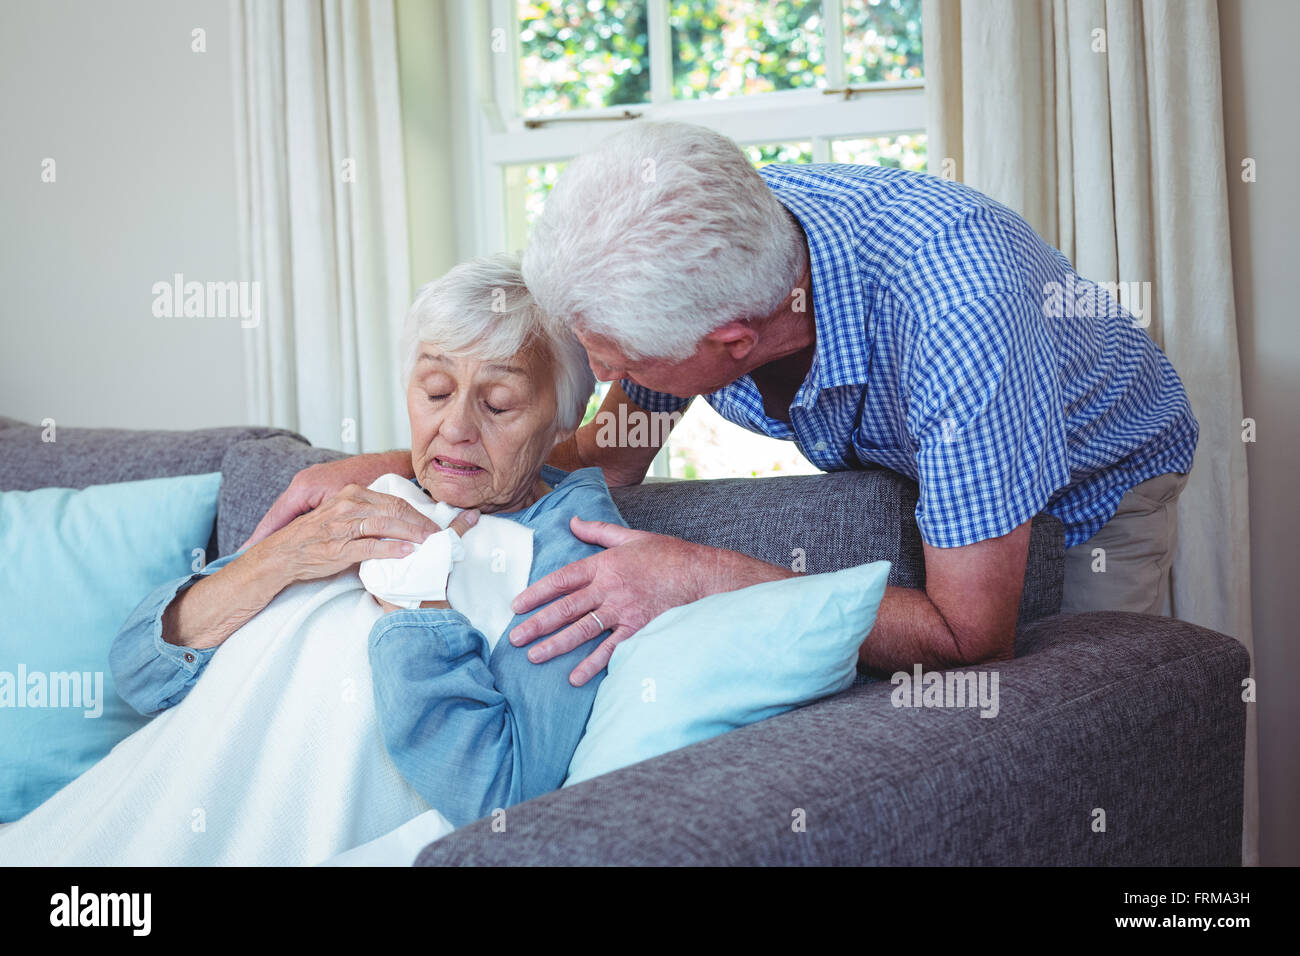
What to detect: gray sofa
<box><xmin>0</xmin><ymin>417</ymin><xmax>1249</xmax><ymax>865</ymax></box>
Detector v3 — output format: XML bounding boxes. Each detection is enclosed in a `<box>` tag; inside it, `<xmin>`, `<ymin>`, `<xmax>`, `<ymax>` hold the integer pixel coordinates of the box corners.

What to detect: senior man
<box><xmin>248</xmin><ymin>121</ymin><xmax>1197</xmax><ymax>687</ymax></box>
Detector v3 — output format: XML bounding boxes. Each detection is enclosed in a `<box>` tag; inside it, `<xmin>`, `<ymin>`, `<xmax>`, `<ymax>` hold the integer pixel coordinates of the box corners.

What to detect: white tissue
<box><xmin>357</xmin><ymin>473</ymin><xmax>535</xmax><ymax>651</ymax></box>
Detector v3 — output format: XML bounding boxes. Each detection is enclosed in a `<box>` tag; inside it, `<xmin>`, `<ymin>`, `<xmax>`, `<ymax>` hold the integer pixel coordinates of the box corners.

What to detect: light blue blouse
<box><xmin>108</xmin><ymin>464</ymin><xmax>627</xmax><ymax>826</ymax></box>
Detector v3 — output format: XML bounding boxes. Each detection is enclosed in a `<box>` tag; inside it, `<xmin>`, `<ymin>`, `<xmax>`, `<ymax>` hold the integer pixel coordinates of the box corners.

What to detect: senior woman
<box><xmin>0</xmin><ymin>253</ymin><xmax>624</xmax><ymax>865</ymax></box>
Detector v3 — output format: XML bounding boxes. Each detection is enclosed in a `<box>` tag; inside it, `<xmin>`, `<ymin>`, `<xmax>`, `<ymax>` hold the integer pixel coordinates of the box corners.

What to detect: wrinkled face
<box><xmin>577</xmin><ymin>328</ymin><xmax>743</xmax><ymax>398</ymax></box>
<box><xmin>407</xmin><ymin>346</ymin><xmax>565</xmax><ymax>514</ymax></box>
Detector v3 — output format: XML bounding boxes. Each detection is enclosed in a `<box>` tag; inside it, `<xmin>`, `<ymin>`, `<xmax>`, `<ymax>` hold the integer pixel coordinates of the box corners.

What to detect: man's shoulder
<box><xmin>761</xmin><ymin>163</ymin><xmax>1032</xmax><ymax>294</ymax></box>
<box><xmin>758</xmin><ymin>161</ymin><xmax>989</xmax><ymax>217</ymax></box>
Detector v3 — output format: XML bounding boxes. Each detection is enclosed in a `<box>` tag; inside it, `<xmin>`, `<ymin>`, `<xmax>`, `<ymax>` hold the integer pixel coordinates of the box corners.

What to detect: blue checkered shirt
<box><xmin>621</xmin><ymin>163</ymin><xmax>1198</xmax><ymax>549</ymax></box>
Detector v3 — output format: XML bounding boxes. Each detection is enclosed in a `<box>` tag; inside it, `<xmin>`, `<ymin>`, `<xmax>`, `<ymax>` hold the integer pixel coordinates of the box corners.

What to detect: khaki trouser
<box><xmin>1059</xmin><ymin>471</ymin><xmax>1190</xmax><ymax>616</ymax></box>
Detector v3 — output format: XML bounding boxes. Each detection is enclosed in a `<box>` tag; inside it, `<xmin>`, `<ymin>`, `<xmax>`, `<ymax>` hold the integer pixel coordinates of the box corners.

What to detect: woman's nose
<box><xmin>438</xmin><ymin>399</ymin><xmax>480</xmax><ymax>442</ymax></box>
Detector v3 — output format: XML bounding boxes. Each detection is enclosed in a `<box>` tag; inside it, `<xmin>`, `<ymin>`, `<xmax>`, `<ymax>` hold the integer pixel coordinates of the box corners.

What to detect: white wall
<box><xmin>1219</xmin><ymin>0</ymin><xmax>1300</xmax><ymax>866</ymax></box>
<box><xmin>0</xmin><ymin>0</ymin><xmax>248</xmax><ymax>431</ymax></box>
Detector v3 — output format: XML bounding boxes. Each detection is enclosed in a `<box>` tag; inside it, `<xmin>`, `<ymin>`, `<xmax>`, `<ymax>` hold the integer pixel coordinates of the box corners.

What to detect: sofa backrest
<box><xmin>0</xmin><ymin>417</ymin><xmax>307</xmax><ymax>558</ymax></box>
<box><xmin>214</xmin><ymin>433</ymin><xmax>1065</xmax><ymax>624</ymax></box>
<box><xmin>611</xmin><ymin>473</ymin><xmax>1064</xmax><ymax>624</ymax></box>
<box><xmin>0</xmin><ymin>419</ymin><xmax>1064</xmax><ymax>623</ymax></box>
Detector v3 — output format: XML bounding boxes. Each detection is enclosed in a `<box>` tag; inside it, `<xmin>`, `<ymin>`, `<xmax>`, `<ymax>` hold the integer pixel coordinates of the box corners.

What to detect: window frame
<box><xmin>450</xmin><ymin>0</ymin><xmax>926</xmax><ymax>254</ymax></box>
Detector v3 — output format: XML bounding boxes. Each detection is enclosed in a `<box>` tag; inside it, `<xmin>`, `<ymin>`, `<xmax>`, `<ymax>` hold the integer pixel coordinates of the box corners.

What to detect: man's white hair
<box><xmin>400</xmin><ymin>252</ymin><xmax>595</xmax><ymax>431</ymax></box>
<box><xmin>521</xmin><ymin>121</ymin><xmax>805</xmax><ymax>361</ymax></box>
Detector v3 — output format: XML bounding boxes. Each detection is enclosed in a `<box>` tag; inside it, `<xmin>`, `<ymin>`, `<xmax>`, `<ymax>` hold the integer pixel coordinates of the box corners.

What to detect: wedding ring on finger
<box><xmin>588</xmin><ymin>610</ymin><xmax>605</xmax><ymax>633</ymax></box>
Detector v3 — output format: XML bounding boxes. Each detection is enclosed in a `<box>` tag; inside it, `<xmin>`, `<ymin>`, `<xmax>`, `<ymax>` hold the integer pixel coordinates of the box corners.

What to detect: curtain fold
<box><xmin>232</xmin><ymin>0</ymin><xmax>412</xmax><ymax>453</ymax></box>
<box><xmin>924</xmin><ymin>0</ymin><xmax>1257</xmax><ymax>864</ymax></box>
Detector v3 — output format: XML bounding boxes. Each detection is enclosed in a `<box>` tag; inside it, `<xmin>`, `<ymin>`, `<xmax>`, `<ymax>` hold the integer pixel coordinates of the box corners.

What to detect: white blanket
<box><xmin>0</xmin><ymin>571</ymin><xmax>452</xmax><ymax>866</ymax></box>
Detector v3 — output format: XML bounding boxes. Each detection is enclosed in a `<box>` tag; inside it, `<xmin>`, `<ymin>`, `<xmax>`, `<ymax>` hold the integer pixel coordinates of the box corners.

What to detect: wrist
<box><xmin>701</xmin><ymin>542</ymin><xmax>796</xmax><ymax>599</ymax></box>
<box><xmin>242</xmin><ymin>538</ymin><xmax>300</xmax><ymax>593</ymax></box>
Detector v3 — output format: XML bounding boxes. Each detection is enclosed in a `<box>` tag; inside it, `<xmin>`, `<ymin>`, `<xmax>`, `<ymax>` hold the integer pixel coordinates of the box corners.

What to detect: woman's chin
<box><xmin>421</xmin><ymin>475</ymin><xmax>484</xmax><ymax>509</ymax></box>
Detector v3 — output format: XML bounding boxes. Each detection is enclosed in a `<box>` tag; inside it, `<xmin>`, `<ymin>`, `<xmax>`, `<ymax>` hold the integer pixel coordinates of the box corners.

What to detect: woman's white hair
<box><xmin>521</xmin><ymin>121</ymin><xmax>805</xmax><ymax>361</ymax></box>
<box><xmin>400</xmin><ymin>252</ymin><xmax>595</xmax><ymax>431</ymax></box>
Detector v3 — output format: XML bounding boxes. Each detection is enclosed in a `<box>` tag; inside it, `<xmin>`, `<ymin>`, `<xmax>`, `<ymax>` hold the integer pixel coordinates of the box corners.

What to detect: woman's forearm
<box><xmin>162</xmin><ymin>545</ymin><xmax>292</xmax><ymax>650</ymax></box>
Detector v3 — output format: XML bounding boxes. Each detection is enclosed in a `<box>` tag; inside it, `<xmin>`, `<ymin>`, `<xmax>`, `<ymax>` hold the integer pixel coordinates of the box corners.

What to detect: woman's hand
<box><xmin>241</xmin><ymin>451</ymin><xmax>414</xmax><ymax>549</ymax></box>
<box><xmin>164</xmin><ymin>484</ymin><xmax>449</xmax><ymax>651</ymax></box>
<box><xmin>253</xmin><ymin>483</ymin><xmax>448</xmax><ymax>584</ymax></box>
<box><xmin>368</xmin><ymin>507</ymin><xmax>481</xmax><ymax>614</ymax></box>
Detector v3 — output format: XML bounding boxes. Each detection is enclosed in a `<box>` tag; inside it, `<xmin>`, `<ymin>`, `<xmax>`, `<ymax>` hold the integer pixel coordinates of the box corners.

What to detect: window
<box><xmin>469</xmin><ymin>0</ymin><xmax>925</xmax><ymax>477</ymax></box>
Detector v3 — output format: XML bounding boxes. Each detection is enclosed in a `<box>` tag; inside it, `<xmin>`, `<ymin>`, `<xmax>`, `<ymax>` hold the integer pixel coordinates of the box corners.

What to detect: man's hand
<box><xmin>508</xmin><ymin>517</ymin><xmax>795</xmax><ymax>686</ymax></box>
<box><xmin>242</xmin><ymin>450</ymin><xmax>414</xmax><ymax>549</ymax></box>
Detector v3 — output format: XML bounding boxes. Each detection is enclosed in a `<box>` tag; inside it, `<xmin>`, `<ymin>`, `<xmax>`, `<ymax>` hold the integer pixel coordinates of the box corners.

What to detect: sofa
<box><xmin>0</xmin><ymin>416</ymin><xmax>1249</xmax><ymax>865</ymax></box>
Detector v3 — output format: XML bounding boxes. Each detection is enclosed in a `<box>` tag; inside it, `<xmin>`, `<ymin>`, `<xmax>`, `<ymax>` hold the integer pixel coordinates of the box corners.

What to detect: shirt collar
<box><xmin>758</xmin><ymin>165</ymin><xmax>871</xmax><ymax>400</ymax></box>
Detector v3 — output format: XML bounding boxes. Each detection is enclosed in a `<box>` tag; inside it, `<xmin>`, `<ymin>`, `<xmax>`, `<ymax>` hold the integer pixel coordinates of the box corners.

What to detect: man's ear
<box><xmin>704</xmin><ymin>320</ymin><xmax>759</xmax><ymax>361</ymax></box>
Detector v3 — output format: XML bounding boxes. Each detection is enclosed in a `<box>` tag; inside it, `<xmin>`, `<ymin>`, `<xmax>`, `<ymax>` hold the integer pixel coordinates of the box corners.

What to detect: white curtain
<box><xmin>231</xmin><ymin>0</ymin><xmax>412</xmax><ymax>453</ymax></box>
<box><xmin>923</xmin><ymin>0</ymin><xmax>1257</xmax><ymax>864</ymax></box>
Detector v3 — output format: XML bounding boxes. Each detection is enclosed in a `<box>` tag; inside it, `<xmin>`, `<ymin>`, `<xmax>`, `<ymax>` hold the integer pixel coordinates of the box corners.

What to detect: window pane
<box><xmin>832</xmin><ymin>132</ymin><xmax>927</xmax><ymax>171</ymax></box>
<box><xmin>668</xmin><ymin>402</ymin><xmax>821</xmax><ymax>478</ymax></box>
<box><xmin>743</xmin><ymin>141</ymin><xmax>813</xmax><ymax>165</ymax></box>
<box><xmin>671</xmin><ymin>0</ymin><xmax>826</xmax><ymax>100</ymax></box>
<box><xmin>518</xmin><ymin>1</ymin><xmax>650</xmax><ymax>117</ymax></box>
<box><xmin>843</xmin><ymin>0</ymin><xmax>923</xmax><ymax>83</ymax></box>
<box><xmin>504</xmin><ymin>160</ymin><xmax>569</xmax><ymax>250</ymax></box>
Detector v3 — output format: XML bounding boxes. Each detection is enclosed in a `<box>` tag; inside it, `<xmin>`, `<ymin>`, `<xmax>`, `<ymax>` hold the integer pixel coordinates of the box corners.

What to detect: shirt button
<box><xmin>813</xmin><ymin>440</ymin><xmax>827</xmax><ymax>451</ymax></box>
<box><xmin>184</xmin><ymin>652</ymin><xmax>195</xmax><ymax>663</ymax></box>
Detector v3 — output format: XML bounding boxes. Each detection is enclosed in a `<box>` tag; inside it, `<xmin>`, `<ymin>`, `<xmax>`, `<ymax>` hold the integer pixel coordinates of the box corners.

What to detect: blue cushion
<box><xmin>564</xmin><ymin>560</ymin><xmax>891</xmax><ymax>786</ymax></box>
<box><xmin>0</xmin><ymin>473</ymin><xmax>222</xmax><ymax>820</ymax></box>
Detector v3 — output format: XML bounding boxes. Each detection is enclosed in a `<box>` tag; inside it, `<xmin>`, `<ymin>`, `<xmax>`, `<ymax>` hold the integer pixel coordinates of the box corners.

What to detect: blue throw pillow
<box><xmin>564</xmin><ymin>560</ymin><xmax>891</xmax><ymax>787</ymax></box>
<box><xmin>0</xmin><ymin>472</ymin><xmax>222</xmax><ymax>821</ymax></box>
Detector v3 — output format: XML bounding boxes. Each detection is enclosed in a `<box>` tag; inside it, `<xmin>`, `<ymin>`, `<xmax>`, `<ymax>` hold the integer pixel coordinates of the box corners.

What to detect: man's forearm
<box><xmin>547</xmin><ymin>426</ymin><xmax>658</xmax><ymax>487</ymax></box>
<box><xmin>544</xmin><ymin>433</ymin><xmax>588</xmax><ymax>473</ymax></box>
<box><xmin>376</xmin><ymin>449</ymin><xmax>415</xmax><ymax>479</ymax></box>
<box><xmin>858</xmin><ymin>585</ymin><xmax>1005</xmax><ymax>673</ymax></box>
<box><xmin>699</xmin><ymin>543</ymin><xmax>798</xmax><ymax>598</ymax></box>
<box><xmin>688</xmin><ymin>548</ymin><xmax>983</xmax><ymax>673</ymax></box>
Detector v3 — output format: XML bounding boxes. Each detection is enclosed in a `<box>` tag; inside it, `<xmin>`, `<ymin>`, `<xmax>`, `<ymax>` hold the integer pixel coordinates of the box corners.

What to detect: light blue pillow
<box><xmin>0</xmin><ymin>472</ymin><xmax>222</xmax><ymax>821</ymax></box>
<box><xmin>565</xmin><ymin>560</ymin><xmax>891</xmax><ymax>787</ymax></box>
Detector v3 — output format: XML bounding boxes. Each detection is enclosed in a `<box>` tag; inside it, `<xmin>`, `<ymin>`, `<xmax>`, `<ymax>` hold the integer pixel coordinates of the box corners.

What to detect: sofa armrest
<box><xmin>415</xmin><ymin>612</ymin><xmax>1248</xmax><ymax>866</ymax></box>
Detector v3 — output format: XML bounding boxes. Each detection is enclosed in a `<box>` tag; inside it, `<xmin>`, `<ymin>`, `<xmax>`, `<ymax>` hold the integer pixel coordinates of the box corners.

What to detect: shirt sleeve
<box><xmin>618</xmin><ymin>378</ymin><xmax>692</xmax><ymax>414</ymax></box>
<box><xmin>108</xmin><ymin>551</ymin><xmax>241</xmax><ymax>717</ymax></box>
<box><xmin>368</xmin><ymin>467</ymin><xmax>629</xmax><ymax>827</ymax></box>
<box><xmin>905</xmin><ymin>288</ymin><xmax>1071</xmax><ymax>548</ymax></box>
<box><xmin>368</xmin><ymin>608</ymin><xmax>521</xmax><ymax>828</ymax></box>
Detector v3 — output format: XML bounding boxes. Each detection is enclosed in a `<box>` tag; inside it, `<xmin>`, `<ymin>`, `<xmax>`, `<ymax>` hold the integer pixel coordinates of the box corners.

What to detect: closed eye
<box><xmin>485</xmin><ymin>402</ymin><xmax>507</xmax><ymax>415</ymax></box>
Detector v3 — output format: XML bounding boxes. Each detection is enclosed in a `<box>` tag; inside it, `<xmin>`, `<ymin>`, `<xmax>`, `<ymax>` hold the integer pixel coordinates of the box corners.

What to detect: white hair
<box><xmin>400</xmin><ymin>252</ymin><xmax>595</xmax><ymax>431</ymax></box>
<box><xmin>521</xmin><ymin>121</ymin><xmax>805</xmax><ymax>361</ymax></box>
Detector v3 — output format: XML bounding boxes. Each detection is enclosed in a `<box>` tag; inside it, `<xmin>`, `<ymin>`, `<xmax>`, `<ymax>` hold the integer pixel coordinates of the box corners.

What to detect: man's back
<box><xmin>747</xmin><ymin>163</ymin><xmax>1196</xmax><ymax>548</ymax></box>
